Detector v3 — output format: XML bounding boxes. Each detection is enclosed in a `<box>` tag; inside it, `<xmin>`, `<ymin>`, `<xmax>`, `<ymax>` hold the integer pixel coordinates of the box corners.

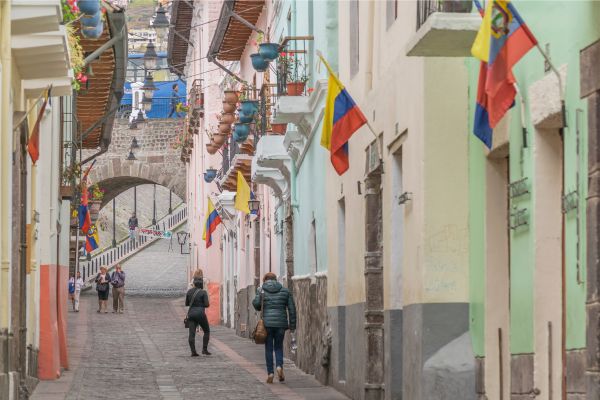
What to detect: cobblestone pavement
<box><xmin>119</xmin><ymin>231</ymin><xmax>188</xmax><ymax>297</ymax></box>
<box><xmin>31</xmin><ymin>296</ymin><xmax>349</xmax><ymax>400</ymax></box>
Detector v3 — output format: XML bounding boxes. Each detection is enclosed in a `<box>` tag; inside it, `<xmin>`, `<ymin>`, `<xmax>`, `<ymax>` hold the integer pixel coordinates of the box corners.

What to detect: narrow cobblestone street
<box><xmin>31</xmin><ymin>295</ymin><xmax>348</xmax><ymax>400</ymax></box>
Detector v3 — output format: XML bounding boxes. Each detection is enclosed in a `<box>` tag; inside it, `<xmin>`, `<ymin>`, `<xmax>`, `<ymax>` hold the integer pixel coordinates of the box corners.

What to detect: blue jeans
<box><xmin>265</xmin><ymin>327</ymin><xmax>286</xmax><ymax>374</ymax></box>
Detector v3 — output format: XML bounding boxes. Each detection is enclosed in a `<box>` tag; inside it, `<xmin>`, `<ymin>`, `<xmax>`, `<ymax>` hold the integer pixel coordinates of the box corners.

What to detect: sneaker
<box><xmin>191</xmin><ymin>352</ymin><xmax>199</xmax><ymax>357</ymax></box>
<box><xmin>266</xmin><ymin>374</ymin><xmax>274</xmax><ymax>384</ymax></box>
<box><xmin>276</xmin><ymin>366</ymin><xmax>285</xmax><ymax>382</ymax></box>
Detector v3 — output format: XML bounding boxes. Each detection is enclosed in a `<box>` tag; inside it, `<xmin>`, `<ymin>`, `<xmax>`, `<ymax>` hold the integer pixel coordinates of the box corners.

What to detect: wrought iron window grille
<box><xmin>508</xmin><ymin>177</ymin><xmax>529</xmax><ymax>199</ymax></box>
<box><xmin>509</xmin><ymin>207</ymin><xmax>529</xmax><ymax>230</ymax></box>
<box><xmin>561</xmin><ymin>190</ymin><xmax>579</xmax><ymax>214</ymax></box>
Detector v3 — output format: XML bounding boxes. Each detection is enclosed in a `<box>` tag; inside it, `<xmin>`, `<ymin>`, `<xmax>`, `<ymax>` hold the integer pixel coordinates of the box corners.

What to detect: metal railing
<box><xmin>275</xmin><ymin>37</ymin><xmax>312</xmax><ymax>97</ymax></box>
<box><xmin>189</xmin><ymin>79</ymin><xmax>204</xmax><ymax>113</ymax></box>
<box><xmin>79</xmin><ymin>205</ymin><xmax>188</xmax><ymax>282</ymax></box>
<box><xmin>416</xmin><ymin>0</ymin><xmax>474</xmax><ymax>30</ymax></box>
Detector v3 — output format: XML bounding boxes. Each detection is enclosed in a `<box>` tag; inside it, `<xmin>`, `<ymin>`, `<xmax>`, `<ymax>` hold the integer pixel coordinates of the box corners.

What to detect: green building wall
<box><xmin>468</xmin><ymin>0</ymin><xmax>600</xmax><ymax>357</ymax></box>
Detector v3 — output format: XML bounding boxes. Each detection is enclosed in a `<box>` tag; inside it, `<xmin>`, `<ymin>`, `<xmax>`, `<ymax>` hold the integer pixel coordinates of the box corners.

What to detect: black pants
<box><xmin>188</xmin><ymin>314</ymin><xmax>210</xmax><ymax>354</ymax></box>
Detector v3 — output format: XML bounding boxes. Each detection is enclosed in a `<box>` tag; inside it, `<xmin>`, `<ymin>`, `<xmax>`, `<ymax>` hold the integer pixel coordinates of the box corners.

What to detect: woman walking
<box><xmin>185</xmin><ymin>278</ymin><xmax>210</xmax><ymax>356</ymax></box>
<box><xmin>252</xmin><ymin>272</ymin><xmax>296</xmax><ymax>384</ymax></box>
<box><xmin>95</xmin><ymin>266</ymin><xmax>110</xmax><ymax>313</ymax></box>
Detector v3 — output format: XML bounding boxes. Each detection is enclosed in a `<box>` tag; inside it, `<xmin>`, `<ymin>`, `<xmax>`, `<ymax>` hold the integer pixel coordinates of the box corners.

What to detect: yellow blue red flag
<box><xmin>319</xmin><ymin>54</ymin><xmax>367</xmax><ymax>175</ymax></box>
<box><xmin>471</xmin><ymin>0</ymin><xmax>537</xmax><ymax>148</ymax></box>
<box><xmin>202</xmin><ymin>198</ymin><xmax>222</xmax><ymax>248</ymax></box>
<box><xmin>85</xmin><ymin>224</ymin><xmax>99</xmax><ymax>252</ymax></box>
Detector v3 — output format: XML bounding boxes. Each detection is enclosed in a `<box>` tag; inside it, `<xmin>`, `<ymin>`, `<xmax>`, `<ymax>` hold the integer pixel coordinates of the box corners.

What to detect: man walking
<box><xmin>128</xmin><ymin>212</ymin><xmax>138</xmax><ymax>241</ymax></box>
<box><xmin>111</xmin><ymin>264</ymin><xmax>126</xmax><ymax>314</ymax></box>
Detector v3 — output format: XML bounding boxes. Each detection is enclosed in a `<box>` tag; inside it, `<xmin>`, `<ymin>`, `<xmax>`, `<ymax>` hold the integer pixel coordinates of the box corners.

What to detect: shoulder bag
<box><xmin>252</xmin><ymin>292</ymin><xmax>268</xmax><ymax>344</ymax></box>
<box><xmin>184</xmin><ymin>289</ymin><xmax>200</xmax><ymax>329</ymax></box>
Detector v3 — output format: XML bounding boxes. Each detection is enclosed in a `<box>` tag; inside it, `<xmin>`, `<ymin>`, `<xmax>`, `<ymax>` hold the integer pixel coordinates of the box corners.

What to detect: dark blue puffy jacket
<box><xmin>252</xmin><ymin>280</ymin><xmax>296</xmax><ymax>330</ymax></box>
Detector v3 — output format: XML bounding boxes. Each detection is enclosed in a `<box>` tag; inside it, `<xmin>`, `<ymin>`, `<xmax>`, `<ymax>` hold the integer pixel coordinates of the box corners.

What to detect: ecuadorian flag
<box><xmin>78</xmin><ymin>182</ymin><xmax>92</xmax><ymax>234</ymax></box>
<box><xmin>202</xmin><ymin>198</ymin><xmax>222</xmax><ymax>248</ymax></box>
<box><xmin>319</xmin><ymin>55</ymin><xmax>367</xmax><ymax>175</ymax></box>
<box><xmin>471</xmin><ymin>0</ymin><xmax>536</xmax><ymax>148</ymax></box>
<box><xmin>85</xmin><ymin>225</ymin><xmax>99</xmax><ymax>253</ymax></box>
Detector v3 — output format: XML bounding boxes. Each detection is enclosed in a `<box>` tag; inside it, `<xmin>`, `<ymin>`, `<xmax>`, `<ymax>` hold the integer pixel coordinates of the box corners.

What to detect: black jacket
<box><xmin>185</xmin><ymin>288</ymin><xmax>209</xmax><ymax>321</ymax></box>
<box><xmin>252</xmin><ymin>280</ymin><xmax>296</xmax><ymax>330</ymax></box>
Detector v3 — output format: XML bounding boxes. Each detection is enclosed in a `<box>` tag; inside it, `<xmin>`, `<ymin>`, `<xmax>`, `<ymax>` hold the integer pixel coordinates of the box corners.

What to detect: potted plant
<box><xmin>219</xmin><ymin>121</ymin><xmax>232</xmax><ymax>134</ymax></box>
<box><xmin>238</xmin><ymin>110</ymin><xmax>254</xmax><ymax>124</ymax></box>
<box><xmin>223</xmin><ymin>90</ymin><xmax>239</xmax><ymax>104</ymax></box>
<box><xmin>233</xmin><ymin>123</ymin><xmax>251</xmax><ymax>143</ymax></box>
<box><xmin>206</xmin><ymin>142</ymin><xmax>219</xmax><ymax>155</ymax></box>
<box><xmin>279</xmin><ymin>52</ymin><xmax>309</xmax><ymax>95</ymax></box>
<box><xmin>204</xmin><ymin>167</ymin><xmax>218</xmax><ymax>183</ymax></box>
<box><xmin>250</xmin><ymin>53</ymin><xmax>269</xmax><ymax>72</ymax></box>
<box><xmin>78</xmin><ymin>0</ymin><xmax>100</xmax><ymax>15</ymax></box>
<box><xmin>240</xmin><ymin>100</ymin><xmax>259</xmax><ymax>115</ymax></box>
<box><xmin>270</xmin><ymin>122</ymin><xmax>287</xmax><ymax>135</ymax></box>
<box><xmin>212</xmin><ymin>132</ymin><xmax>227</xmax><ymax>146</ymax></box>
<box><xmin>223</xmin><ymin>101</ymin><xmax>236</xmax><ymax>114</ymax></box>
<box><xmin>259</xmin><ymin>35</ymin><xmax>280</xmax><ymax>62</ymax></box>
<box><xmin>220</xmin><ymin>112</ymin><xmax>236</xmax><ymax>124</ymax></box>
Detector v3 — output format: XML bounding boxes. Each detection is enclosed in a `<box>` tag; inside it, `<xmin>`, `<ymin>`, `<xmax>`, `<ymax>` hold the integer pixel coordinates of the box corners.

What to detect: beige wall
<box><xmin>328</xmin><ymin>0</ymin><xmax>470</xmax><ymax>309</ymax></box>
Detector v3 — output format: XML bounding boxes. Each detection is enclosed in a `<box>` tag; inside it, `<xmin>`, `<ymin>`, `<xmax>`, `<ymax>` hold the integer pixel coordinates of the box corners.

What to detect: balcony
<box><xmin>252</xmin><ymin>136</ymin><xmax>291</xmax><ymax>200</ymax></box>
<box><xmin>189</xmin><ymin>79</ymin><xmax>205</xmax><ymax>120</ymax></box>
<box><xmin>406</xmin><ymin>0</ymin><xmax>481</xmax><ymax>57</ymax></box>
<box><xmin>11</xmin><ymin>0</ymin><xmax>72</xmax><ymax>97</ymax></box>
<box><xmin>216</xmin><ymin>134</ymin><xmax>255</xmax><ymax>192</ymax></box>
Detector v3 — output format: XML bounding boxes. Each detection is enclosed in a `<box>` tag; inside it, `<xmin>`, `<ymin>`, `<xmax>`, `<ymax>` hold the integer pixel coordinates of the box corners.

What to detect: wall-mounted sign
<box><xmin>138</xmin><ymin>227</ymin><xmax>173</xmax><ymax>239</ymax></box>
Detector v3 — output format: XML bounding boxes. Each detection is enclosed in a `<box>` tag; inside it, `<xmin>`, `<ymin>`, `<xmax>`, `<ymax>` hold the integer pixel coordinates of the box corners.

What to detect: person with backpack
<box><xmin>110</xmin><ymin>264</ymin><xmax>126</xmax><ymax>314</ymax></box>
<box><xmin>252</xmin><ymin>272</ymin><xmax>297</xmax><ymax>384</ymax></box>
<box><xmin>185</xmin><ymin>278</ymin><xmax>210</xmax><ymax>357</ymax></box>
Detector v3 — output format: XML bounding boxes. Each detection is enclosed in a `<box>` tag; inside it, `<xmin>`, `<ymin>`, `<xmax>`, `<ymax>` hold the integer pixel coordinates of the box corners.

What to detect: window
<box><xmin>349</xmin><ymin>0</ymin><xmax>359</xmax><ymax>77</ymax></box>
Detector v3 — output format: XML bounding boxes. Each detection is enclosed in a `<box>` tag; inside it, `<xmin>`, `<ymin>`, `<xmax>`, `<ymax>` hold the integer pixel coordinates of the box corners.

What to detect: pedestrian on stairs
<box><xmin>111</xmin><ymin>264</ymin><xmax>126</xmax><ymax>314</ymax></box>
<box><xmin>185</xmin><ymin>278</ymin><xmax>211</xmax><ymax>357</ymax></box>
<box><xmin>95</xmin><ymin>266</ymin><xmax>111</xmax><ymax>313</ymax></box>
<box><xmin>68</xmin><ymin>274</ymin><xmax>76</xmax><ymax>311</ymax></box>
<box><xmin>128</xmin><ymin>212</ymin><xmax>138</xmax><ymax>241</ymax></box>
<box><xmin>252</xmin><ymin>272</ymin><xmax>297</xmax><ymax>384</ymax></box>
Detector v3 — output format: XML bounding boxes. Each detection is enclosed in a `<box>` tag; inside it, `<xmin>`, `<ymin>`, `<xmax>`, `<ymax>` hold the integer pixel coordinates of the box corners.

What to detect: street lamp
<box><xmin>136</xmin><ymin>109</ymin><xmax>146</xmax><ymax>124</ymax></box>
<box><xmin>140</xmin><ymin>73</ymin><xmax>158</xmax><ymax>99</ymax></box>
<box><xmin>143</xmin><ymin>40</ymin><xmax>158</xmax><ymax>70</ymax></box>
<box><xmin>129</xmin><ymin>119</ymin><xmax>138</xmax><ymax>130</ymax></box>
<box><xmin>126</xmin><ymin>149</ymin><xmax>137</xmax><ymax>161</ymax></box>
<box><xmin>248</xmin><ymin>198</ymin><xmax>260</xmax><ymax>214</ymax></box>
<box><xmin>141</xmin><ymin>94</ymin><xmax>153</xmax><ymax>112</ymax></box>
<box><xmin>131</xmin><ymin>137</ymin><xmax>140</xmax><ymax>149</ymax></box>
<box><xmin>151</xmin><ymin>4</ymin><xmax>170</xmax><ymax>36</ymax></box>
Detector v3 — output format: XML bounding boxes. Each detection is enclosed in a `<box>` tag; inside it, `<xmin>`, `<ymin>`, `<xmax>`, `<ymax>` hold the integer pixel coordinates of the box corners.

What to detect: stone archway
<box><xmin>83</xmin><ymin>118</ymin><xmax>187</xmax><ymax>204</ymax></box>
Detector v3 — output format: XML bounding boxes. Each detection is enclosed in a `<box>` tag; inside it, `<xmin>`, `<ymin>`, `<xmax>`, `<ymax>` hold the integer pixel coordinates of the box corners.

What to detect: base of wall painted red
<box><xmin>206</xmin><ymin>282</ymin><xmax>221</xmax><ymax>325</ymax></box>
<box><xmin>38</xmin><ymin>264</ymin><xmax>69</xmax><ymax>380</ymax></box>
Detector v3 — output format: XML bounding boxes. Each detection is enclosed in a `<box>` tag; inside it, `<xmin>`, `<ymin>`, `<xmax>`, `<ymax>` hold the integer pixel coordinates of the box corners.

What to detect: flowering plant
<box><xmin>278</xmin><ymin>52</ymin><xmax>309</xmax><ymax>84</ymax></box>
<box><xmin>62</xmin><ymin>162</ymin><xmax>81</xmax><ymax>184</ymax></box>
<box><xmin>176</xmin><ymin>102</ymin><xmax>189</xmax><ymax>113</ymax></box>
<box><xmin>89</xmin><ymin>184</ymin><xmax>105</xmax><ymax>201</ymax></box>
<box><xmin>62</xmin><ymin>0</ymin><xmax>80</xmax><ymax>23</ymax></box>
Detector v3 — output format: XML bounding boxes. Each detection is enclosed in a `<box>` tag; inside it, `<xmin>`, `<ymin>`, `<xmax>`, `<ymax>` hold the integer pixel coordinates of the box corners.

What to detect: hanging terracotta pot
<box><xmin>223</xmin><ymin>101</ymin><xmax>236</xmax><ymax>113</ymax></box>
<box><xmin>219</xmin><ymin>122</ymin><xmax>232</xmax><ymax>134</ymax></box>
<box><xmin>286</xmin><ymin>82</ymin><xmax>306</xmax><ymax>96</ymax></box>
<box><xmin>212</xmin><ymin>133</ymin><xmax>227</xmax><ymax>145</ymax></box>
<box><xmin>206</xmin><ymin>142</ymin><xmax>219</xmax><ymax>155</ymax></box>
<box><xmin>223</xmin><ymin>90</ymin><xmax>239</xmax><ymax>104</ymax></box>
<box><xmin>220</xmin><ymin>112</ymin><xmax>236</xmax><ymax>124</ymax></box>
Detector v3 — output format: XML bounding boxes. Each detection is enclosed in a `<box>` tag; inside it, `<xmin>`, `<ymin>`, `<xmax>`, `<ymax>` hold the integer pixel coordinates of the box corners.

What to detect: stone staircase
<box><xmin>78</xmin><ymin>204</ymin><xmax>188</xmax><ymax>285</ymax></box>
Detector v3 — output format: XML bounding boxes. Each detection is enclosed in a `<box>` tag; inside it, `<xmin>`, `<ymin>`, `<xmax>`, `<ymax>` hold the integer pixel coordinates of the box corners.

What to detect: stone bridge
<box><xmin>83</xmin><ymin>118</ymin><xmax>187</xmax><ymax>207</ymax></box>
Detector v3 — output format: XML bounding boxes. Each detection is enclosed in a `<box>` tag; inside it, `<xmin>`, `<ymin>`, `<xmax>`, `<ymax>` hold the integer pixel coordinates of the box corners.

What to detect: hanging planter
<box><xmin>250</xmin><ymin>53</ymin><xmax>269</xmax><ymax>72</ymax></box>
<box><xmin>238</xmin><ymin>110</ymin><xmax>254</xmax><ymax>124</ymax></box>
<box><xmin>223</xmin><ymin>101</ymin><xmax>236</xmax><ymax>114</ymax></box>
<box><xmin>223</xmin><ymin>90</ymin><xmax>239</xmax><ymax>104</ymax></box>
<box><xmin>271</xmin><ymin>123</ymin><xmax>288</xmax><ymax>135</ymax></box>
<box><xmin>204</xmin><ymin>168</ymin><xmax>218</xmax><ymax>183</ymax></box>
<box><xmin>78</xmin><ymin>0</ymin><xmax>101</xmax><ymax>15</ymax></box>
<box><xmin>220</xmin><ymin>112</ymin><xmax>236</xmax><ymax>124</ymax></box>
<box><xmin>81</xmin><ymin>21</ymin><xmax>104</xmax><ymax>39</ymax></box>
<box><xmin>80</xmin><ymin>11</ymin><xmax>101</xmax><ymax>27</ymax></box>
<box><xmin>206</xmin><ymin>142</ymin><xmax>219</xmax><ymax>155</ymax></box>
<box><xmin>240</xmin><ymin>100</ymin><xmax>259</xmax><ymax>115</ymax></box>
<box><xmin>259</xmin><ymin>43</ymin><xmax>280</xmax><ymax>62</ymax></box>
<box><xmin>219</xmin><ymin>122</ymin><xmax>232</xmax><ymax>134</ymax></box>
<box><xmin>233</xmin><ymin>123</ymin><xmax>251</xmax><ymax>143</ymax></box>
<box><xmin>286</xmin><ymin>82</ymin><xmax>306</xmax><ymax>96</ymax></box>
<box><xmin>212</xmin><ymin>133</ymin><xmax>228</xmax><ymax>146</ymax></box>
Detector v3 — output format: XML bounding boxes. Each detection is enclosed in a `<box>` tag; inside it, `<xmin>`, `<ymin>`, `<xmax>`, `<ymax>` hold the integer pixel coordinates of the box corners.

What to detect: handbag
<box><xmin>184</xmin><ymin>289</ymin><xmax>200</xmax><ymax>329</ymax></box>
<box><xmin>252</xmin><ymin>292</ymin><xmax>268</xmax><ymax>344</ymax></box>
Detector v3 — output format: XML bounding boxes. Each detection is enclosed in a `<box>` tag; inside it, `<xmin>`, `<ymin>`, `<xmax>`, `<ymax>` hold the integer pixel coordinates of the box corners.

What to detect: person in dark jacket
<box><xmin>252</xmin><ymin>272</ymin><xmax>296</xmax><ymax>383</ymax></box>
<box><xmin>110</xmin><ymin>264</ymin><xmax>126</xmax><ymax>314</ymax></box>
<box><xmin>185</xmin><ymin>279</ymin><xmax>210</xmax><ymax>356</ymax></box>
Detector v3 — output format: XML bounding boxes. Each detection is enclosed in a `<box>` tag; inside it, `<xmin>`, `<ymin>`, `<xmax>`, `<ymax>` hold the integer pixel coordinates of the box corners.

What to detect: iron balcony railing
<box><xmin>417</xmin><ymin>0</ymin><xmax>474</xmax><ymax>30</ymax></box>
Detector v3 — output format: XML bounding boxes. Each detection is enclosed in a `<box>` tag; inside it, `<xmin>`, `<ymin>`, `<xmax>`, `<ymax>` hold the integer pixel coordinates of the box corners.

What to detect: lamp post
<box><xmin>143</xmin><ymin>40</ymin><xmax>158</xmax><ymax>70</ymax></box>
<box><xmin>151</xmin><ymin>3</ymin><xmax>170</xmax><ymax>38</ymax></box>
<box><xmin>152</xmin><ymin>183</ymin><xmax>157</xmax><ymax>225</ymax></box>
<box><xmin>135</xmin><ymin>109</ymin><xmax>145</xmax><ymax>124</ymax></box>
<box><xmin>131</xmin><ymin>137</ymin><xmax>140</xmax><ymax>149</ymax></box>
<box><xmin>169</xmin><ymin>190</ymin><xmax>172</xmax><ymax>214</ymax></box>
<box><xmin>112</xmin><ymin>198</ymin><xmax>117</xmax><ymax>247</ymax></box>
<box><xmin>140</xmin><ymin>73</ymin><xmax>158</xmax><ymax>99</ymax></box>
<box><xmin>248</xmin><ymin>198</ymin><xmax>260</xmax><ymax>214</ymax></box>
<box><xmin>126</xmin><ymin>148</ymin><xmax>137</xmax><ymax>161</ymax></box>
<box><xmin>141</xmin><ymin>94</ymin><xmax>153</xmax><ymax>112</ymax></box>
<box><xmin>133</xmin><ymin>186</ymin><xmax>137</xmax><ymax>216</ymax></box>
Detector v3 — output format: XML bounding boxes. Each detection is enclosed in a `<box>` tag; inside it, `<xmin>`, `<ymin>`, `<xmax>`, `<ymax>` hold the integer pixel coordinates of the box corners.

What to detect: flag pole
<box><xmin>316</xmin><ymin>50</ymin><xmax>382</xmax><ymax>161</ymax></box>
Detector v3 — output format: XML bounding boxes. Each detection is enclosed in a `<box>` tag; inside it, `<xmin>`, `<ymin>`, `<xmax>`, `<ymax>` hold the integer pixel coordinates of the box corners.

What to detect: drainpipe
<box><xmin>290</xmin><ymin>161</ymin><xmax>299</xmax><ymax>209</ymax></box>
